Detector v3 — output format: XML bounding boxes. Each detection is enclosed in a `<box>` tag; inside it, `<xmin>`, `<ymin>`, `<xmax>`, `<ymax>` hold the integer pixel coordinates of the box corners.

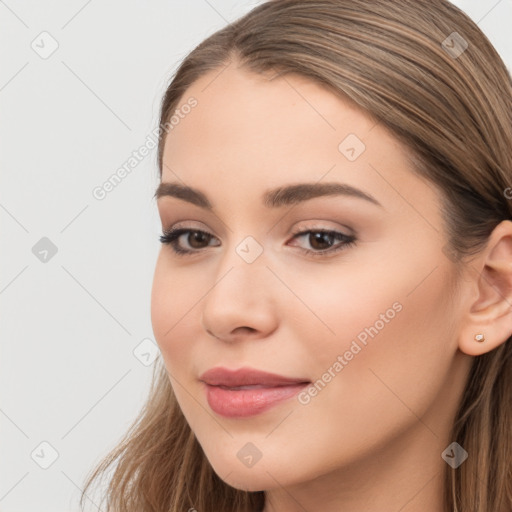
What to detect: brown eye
<box><xmin>187</xmin><ymin>231</ymin><xmax>212</xmax><ymax>249</ymax></box>
<box><xmin>308</xmin><ymin>231</ymin><xmax>337</xmax><ymax>250</ymax></box>
<box><xmin>289</xmin><ymin>229</ymin><xmax>357</xmax><ymax>258</ymax></box>
<box><xmin>159</xmin><ymin>228</ymin><xmax>219</xmax><ymax>255</ymax></box>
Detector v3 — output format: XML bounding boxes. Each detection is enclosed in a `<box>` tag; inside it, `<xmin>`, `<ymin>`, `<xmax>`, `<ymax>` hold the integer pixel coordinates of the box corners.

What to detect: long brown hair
<box><xmin>80</xmin><ymin>1</ymin><xmax>512</xmax><ymax>510</ymax></box>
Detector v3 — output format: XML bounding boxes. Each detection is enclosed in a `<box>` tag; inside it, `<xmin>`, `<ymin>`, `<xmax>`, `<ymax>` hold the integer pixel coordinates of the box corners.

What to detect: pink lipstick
<box><xmin>199</xmin><ymin>366</ymin><xmax>310</xmax><ymax>418</ymax></box>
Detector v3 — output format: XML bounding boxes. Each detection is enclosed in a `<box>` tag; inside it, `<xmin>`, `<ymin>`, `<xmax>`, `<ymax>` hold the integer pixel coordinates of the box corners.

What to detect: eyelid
<box><xmin>162</xmin><ymin>219</ymin><xmax>354</xmax><ymax>241</ymax></box>
<box><xmin>290</xmin><ymin>220</ymin><xmax>356</xmax><ymax>237</ymax></box>
<box><xmin>164</xmin><ymin>218</ymin><xmax>355</xmax><ymax>235</ymax></box>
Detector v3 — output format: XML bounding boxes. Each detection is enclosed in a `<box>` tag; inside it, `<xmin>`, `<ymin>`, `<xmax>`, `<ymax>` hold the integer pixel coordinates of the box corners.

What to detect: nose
<box><xmin>200</xmin><ymin>251</ymin><xmax>279</xmax><ymax>344</ymax></box>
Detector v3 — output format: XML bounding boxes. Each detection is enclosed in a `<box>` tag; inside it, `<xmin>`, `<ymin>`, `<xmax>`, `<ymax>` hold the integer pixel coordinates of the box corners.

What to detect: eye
<box><xmin>159</xmin><ymin>226</ymin><xmax>357</xmax><ymax>258</ymax></box>
<box><xmin>159</xmin><ymin>228</ymin><xmax>219</xmax><ymax>255</ymax></box>
<box><xmin>288</xmin><ymin>228</ymin><xmax>356</xmax><ymax>258</ymax></box>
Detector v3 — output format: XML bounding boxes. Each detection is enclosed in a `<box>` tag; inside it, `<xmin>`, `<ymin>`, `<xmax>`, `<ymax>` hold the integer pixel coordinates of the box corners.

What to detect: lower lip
<box><xmin>204</xmin><ymin>383</ymin><xmax>309</xmax><ymax>418</ymax></box>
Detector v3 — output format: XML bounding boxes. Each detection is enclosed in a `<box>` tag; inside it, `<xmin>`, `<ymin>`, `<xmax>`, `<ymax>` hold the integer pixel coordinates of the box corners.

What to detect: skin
<box><xmin>151</xmin><ymin>61</ymin><xmax>512</xmax><ymax>512</ymax></box>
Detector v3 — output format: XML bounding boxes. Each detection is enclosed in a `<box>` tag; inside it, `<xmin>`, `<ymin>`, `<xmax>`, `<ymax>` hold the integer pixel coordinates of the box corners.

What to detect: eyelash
<box><xmin>159</xmin><ymin>226</ymin><xmax>357</xmax><ymax>258</ymax></box>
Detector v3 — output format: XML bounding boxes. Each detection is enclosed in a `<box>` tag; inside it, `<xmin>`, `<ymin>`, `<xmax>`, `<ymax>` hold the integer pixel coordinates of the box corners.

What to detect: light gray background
<box><xmin>1</xmin><ymin>1</ymin><xmax>511</xmax><ymax>511</ymax></box>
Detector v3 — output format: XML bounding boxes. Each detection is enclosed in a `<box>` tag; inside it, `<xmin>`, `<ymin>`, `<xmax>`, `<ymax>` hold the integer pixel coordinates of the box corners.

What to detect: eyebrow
<box><xmin>154</xmin><ymin>181</ymin><xmax>383</xmax><ymax>209</ymax></box>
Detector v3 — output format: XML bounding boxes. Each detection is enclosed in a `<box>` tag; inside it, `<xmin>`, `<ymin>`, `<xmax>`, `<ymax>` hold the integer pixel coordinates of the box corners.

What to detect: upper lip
<box><xmin>199</xmin><ymin>366</ymin><xmax>310</xmax><ymax>387</ymax></box>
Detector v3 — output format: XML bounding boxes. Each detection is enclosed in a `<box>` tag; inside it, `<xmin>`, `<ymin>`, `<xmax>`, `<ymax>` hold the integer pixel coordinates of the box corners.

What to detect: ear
<box><xmin>458</xmin><ymin>220</ymin><xmax>512</xmax><ymax>356</ymax></box>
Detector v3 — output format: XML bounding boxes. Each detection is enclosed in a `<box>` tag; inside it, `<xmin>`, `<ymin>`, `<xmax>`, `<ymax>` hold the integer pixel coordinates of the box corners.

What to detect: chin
<box><xmin>205</xmin><ymin>453</ymin><xmax>284</xmax><ymax>492</ymax></box>
<box><xmin>218</xmin><ymin>471</ymin><xmax>273</xmax><ymax>493</ymax></box>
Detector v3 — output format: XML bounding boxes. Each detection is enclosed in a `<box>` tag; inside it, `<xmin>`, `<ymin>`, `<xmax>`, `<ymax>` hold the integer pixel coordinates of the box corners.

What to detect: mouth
<box><xmin>199</xmin><ymin>367</ymin><xmax>311</xmax><ymax>418</ymax></box>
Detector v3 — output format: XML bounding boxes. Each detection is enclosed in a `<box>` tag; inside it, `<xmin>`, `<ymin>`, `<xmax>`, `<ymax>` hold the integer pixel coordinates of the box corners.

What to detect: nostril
<box><xmin>233</xmin><ymin>326</ymin><xmax>257</xmax><ymax>335</ymax></box>
<box><xmin>206</xmin><ymin>329</ymin><xmax>221</xmax><ymax>340</ymax></box>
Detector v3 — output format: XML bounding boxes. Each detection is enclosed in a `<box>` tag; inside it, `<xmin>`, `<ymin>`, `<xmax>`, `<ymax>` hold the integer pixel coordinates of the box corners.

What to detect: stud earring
<box><xmin>475</xmin><ymin>333</ymin><xmax>485</xmax><ymax>342</ymax></box>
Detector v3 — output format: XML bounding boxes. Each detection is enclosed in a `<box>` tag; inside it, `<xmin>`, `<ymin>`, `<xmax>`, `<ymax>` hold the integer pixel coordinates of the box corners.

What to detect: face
<box><xmin>151</xmin><ymin>63</ymin><xmax>471</xmax><ymax>492</ymax></box>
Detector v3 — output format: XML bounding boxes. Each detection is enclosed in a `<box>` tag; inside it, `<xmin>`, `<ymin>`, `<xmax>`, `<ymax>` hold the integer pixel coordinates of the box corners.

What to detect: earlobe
<box><xmin>458</xmin><ymin>326</ymin><xmax>511</xmax><ymax>357</ymax></box>
<box><xmin>457</xmin><ymin>220</ymin><xmax>512</xmax><ymax>357</ymax></box>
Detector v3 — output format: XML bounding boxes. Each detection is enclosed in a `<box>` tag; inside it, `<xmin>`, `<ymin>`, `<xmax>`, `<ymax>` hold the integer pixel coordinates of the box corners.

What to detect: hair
<box><xmin>80</xmin><ymin>1</ymin><xmax>512</xmax><ymax>511</ymax></box>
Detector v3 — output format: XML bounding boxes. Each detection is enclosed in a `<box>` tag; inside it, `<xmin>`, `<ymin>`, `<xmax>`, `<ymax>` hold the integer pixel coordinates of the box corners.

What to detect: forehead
<box><xmin>163</xmin><ymin>65</ymin><xmax>378</xmax><ymax>164</ymax></box>
<box><xmin>160</xmin><ymin>64</ymin><xmax>440</xmax><ymax>223</ymax></box>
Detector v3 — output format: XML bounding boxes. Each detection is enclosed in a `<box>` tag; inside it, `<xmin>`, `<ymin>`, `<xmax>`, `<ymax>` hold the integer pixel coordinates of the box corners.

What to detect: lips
<box><xmin>199</xmin><ymin>366</ymin><xmax>310</xmax><ymax>388</ymax></box>
<box><xmin>199</xmin><ymin>367</ymin><xmax>311</xmax><ymax>418</ymax></box>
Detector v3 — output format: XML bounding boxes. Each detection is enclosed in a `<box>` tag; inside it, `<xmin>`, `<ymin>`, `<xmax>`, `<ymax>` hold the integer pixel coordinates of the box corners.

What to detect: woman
<box><xmin>80</xmin><ymin>1</ymin><xmax>512</xmax><ymax>510</ymax></box>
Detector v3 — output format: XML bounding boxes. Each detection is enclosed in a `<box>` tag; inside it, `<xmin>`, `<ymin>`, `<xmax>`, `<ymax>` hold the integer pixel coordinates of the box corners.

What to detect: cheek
<box><xmin>289</xmin><ymin>247</ymin><xmax>457</xmax><ymax>400</ymax></box>
<box><xmin>319</xmin><ymin>268</ymin><xmax>455</xmax><ymax>420</ymax></box>
<box><xmin>150</xmin><ymin>258</ymin><xmax>197</xmax><ymax>369</ymax></box>
<box><xmin>277</xmin><ymin>268</ymin><xmax>458</xmax><ymax>475</ymax></box>
<box><xmin>275</xmin><ymin>261</ymin><xmax>400</xmax><ymax>370</ymax></box>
